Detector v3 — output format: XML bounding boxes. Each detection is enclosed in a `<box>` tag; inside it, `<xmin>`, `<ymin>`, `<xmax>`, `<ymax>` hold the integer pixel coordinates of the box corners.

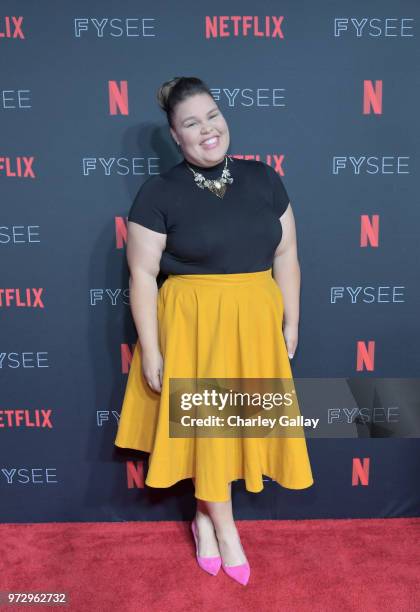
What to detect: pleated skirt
<box><xmin>114</xmin><ymin>268</ymin><xmax>314</xmax><ymax>502</ymax></box>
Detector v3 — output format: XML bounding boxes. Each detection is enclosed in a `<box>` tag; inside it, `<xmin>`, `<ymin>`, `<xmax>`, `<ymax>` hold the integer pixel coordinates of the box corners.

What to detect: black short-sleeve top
<box><xmin>128</xmin><ymin>156</ymin><xmax>290</xmax><ymax>288</ymax></box>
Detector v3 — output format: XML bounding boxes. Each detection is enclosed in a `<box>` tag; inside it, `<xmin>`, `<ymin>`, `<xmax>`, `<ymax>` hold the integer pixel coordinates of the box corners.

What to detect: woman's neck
<box><xmin>183</xmin><ymin>155</ymin><xmax>227</xmax><ymax>174</ymax></box>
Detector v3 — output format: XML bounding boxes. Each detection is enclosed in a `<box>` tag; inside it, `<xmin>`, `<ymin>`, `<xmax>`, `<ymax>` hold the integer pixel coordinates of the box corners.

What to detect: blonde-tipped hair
<box><xmin>156</xmin><ymin>76</ymin><xmax>213</xmax><ymax>127</ymax></box>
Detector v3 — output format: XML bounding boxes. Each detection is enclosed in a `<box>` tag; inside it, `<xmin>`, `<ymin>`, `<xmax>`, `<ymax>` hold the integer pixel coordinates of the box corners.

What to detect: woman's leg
<box><xmin>193</xmin><ymin>480</ymin><xmax>247</xmax><ymax>565</ymax></box>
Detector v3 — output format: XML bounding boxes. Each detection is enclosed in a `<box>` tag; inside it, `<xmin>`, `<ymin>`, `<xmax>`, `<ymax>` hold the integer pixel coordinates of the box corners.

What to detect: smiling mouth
<box><xmin>201</xmin><ymin>136</ymin><xmax>219</xmax><ymax>146</ymax></box>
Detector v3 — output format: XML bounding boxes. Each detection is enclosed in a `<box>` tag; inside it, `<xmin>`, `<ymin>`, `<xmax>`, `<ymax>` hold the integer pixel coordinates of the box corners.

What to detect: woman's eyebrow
<box><xmin>182</xmin><ymin>107</ymin><xmax>219</xmax><ymax>123</ymax></box>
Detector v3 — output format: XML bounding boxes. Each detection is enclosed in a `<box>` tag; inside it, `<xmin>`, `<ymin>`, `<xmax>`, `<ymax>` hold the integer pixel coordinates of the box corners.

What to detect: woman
<box><xmin>114</xmin><ymin>76</ymin><xmax>314</xmax><ymax>586</ymax></box>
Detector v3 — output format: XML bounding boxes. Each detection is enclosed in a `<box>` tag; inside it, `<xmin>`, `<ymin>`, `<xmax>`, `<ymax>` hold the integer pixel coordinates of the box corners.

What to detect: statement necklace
<box><xmin>185</xmin><ymin>155</ymin><xmax>234</xmax><ymax>199</ymax></box>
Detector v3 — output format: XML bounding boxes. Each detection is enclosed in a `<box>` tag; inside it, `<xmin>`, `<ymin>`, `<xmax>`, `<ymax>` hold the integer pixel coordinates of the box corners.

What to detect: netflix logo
<box><xmin>232</xmin><ymin>155</ymin><xmax>285</xmax><ymax>175</ymax></box>
<box><xmin>0</xmin><ymin>288</ymin><xmax>44</xmax><ymax>308</ymax></box>
<box><xmin>0</xmin><ymin>409</ymin><xmax>53</xmax><ymax>428</ymax></box>
<box><xmin>0</xmin><ymin>16</ymin><xmax>24</xmax><ymax>39</ymax></box>
<box><xmin>0</xmin><ymin>156</ymin><xmax>35</xmax><ymax>178</ymax></box>
<box><xmin>205</xmin><ymin>16</ymin><xmax>284</xmax><ymax>39</ymax></box>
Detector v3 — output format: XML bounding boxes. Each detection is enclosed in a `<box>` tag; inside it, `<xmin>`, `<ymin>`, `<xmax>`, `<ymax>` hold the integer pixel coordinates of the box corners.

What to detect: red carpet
<box><xmin>1</xmin><ymin>518</ymin><xmax>418</xmax><ymax>611</ymax></box>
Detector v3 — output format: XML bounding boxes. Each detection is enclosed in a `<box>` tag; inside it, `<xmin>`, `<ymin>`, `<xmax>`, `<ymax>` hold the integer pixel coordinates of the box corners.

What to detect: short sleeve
<box><xmin>128</xmin><ymin>176</ymin><xmax>167</xmax><ymax>234</ymax></box>
<box><xmin>261</xmin><ymin>162</ymin><xmax>290</xmax><ymax>218</ymax></box>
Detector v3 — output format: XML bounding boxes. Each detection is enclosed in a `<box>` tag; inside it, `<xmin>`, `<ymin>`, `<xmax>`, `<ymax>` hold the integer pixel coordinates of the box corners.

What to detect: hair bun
<box><xmin>155</xmin><ymin>76</ymin><xmax>213</xmax><ymax>129</ymax></box>
<box><xmin>156</xmin><ymin>77</ymin><xmax>182</xmax><ymax>112</ymax></box>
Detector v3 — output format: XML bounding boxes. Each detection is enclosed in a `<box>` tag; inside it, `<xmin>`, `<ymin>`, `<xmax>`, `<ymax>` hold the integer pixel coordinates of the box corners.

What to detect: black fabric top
<box><xmin>128</xmin><ymin>156</ymin><xmax>290</xmax><ymax>288</ymax></box>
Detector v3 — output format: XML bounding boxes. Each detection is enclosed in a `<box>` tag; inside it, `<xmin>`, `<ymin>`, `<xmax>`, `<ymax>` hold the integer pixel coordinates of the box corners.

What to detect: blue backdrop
<box><xmin>2</xmin><ymin>1</ymin><xmax>419</xmax><ymax>522</ymax></box>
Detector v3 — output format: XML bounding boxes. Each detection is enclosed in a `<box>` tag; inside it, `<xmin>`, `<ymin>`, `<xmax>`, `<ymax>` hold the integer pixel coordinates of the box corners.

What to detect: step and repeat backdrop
<box><xmin>2</xmin><ymin>1</ymin><xmax>420</xmax><ymax>522</ymax></box>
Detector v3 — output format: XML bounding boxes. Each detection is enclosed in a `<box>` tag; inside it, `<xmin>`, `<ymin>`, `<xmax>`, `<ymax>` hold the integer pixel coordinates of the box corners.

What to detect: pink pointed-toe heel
<box><xmin>221</xmin><ymin>559</ymin><xmax>250</xmax><ymax>586</ymax></box>
<box><xmin>220</xmin><ymin>535</ymin><xmax>251</xmax><ymax>586</ymax></box>
<box><xmin>191</xmin><ymin>519</ymin><xmax>222</xmax><ymax>576</ymax></box>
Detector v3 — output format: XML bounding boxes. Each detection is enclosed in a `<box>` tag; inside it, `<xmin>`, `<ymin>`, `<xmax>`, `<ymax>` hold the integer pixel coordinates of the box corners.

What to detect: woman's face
<box><xmin>170</xmin><ymin>93</ymin><xmax>230</xmax><ymax>167</ymax></box>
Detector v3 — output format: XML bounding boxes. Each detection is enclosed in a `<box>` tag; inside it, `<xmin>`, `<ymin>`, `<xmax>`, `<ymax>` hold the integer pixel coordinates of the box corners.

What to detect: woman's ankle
<box><xmin>215</xmin><ymin>521</ymin><xmax>238</xmax><ymax>540</ymax></box>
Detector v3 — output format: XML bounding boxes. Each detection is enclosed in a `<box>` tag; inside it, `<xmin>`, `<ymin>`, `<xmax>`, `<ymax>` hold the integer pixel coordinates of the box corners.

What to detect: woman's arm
<box><xmin>272</xmin><ymin>204</ymin><xmax>301</xmax><ymax>358</ymax></box>
<box><xmin>126</xmin><ymin>221</ymin><xmax>167</xmax><ymax>391</ymax></box>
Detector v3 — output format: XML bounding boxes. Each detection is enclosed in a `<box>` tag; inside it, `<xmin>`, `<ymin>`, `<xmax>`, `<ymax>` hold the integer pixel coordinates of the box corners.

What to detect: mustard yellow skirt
<box><xmin>114</xmin><ymin>268</ymin><xmax>314</xmax><ymax>502</ymax></box>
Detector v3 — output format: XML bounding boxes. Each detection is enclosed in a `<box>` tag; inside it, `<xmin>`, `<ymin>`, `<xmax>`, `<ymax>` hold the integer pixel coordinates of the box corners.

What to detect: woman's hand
<box><xmin>142</xmin><ymin>349</ymin><xmax>163</xmax><ymax>393</ymax></box>
<box><xmin>283</xmin><ymin>321</ymin><xmax>298</xmax><ymax>359</ymax></box>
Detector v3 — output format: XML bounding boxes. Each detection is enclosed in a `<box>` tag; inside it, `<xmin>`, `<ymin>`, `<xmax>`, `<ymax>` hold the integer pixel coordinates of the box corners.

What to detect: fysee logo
<box><xmin>73</xmin><ymin>18</ymin><xmax>156</xmax><ymax>38</ymax></box>
<box><xmin>334</xmin><ymin>18</ymin><xmax>414</xmax><ymax>38</ymax></box>
<box><xmin>0</xmin><ymin>16</ymin><xmax>24</xmax><ymax>38</ymax></box>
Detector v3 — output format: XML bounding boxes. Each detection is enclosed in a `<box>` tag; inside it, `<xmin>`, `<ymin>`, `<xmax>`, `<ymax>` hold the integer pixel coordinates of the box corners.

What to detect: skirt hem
<box><xmin>114</xmin><ymin>443</ymin><xmax>314</xmax><ymax>503</ymax></box>
<box><xmin>147</xmin><ymin>475</ymin><xmax>314</xmax><ymax>503</ymax></box>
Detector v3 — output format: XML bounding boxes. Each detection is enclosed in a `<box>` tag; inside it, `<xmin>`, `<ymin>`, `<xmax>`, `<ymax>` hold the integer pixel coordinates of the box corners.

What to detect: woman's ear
<box><xmin>170</xmin><ymin>128</ymin><xmax>179</xmax><ymax>145</ymax></box>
